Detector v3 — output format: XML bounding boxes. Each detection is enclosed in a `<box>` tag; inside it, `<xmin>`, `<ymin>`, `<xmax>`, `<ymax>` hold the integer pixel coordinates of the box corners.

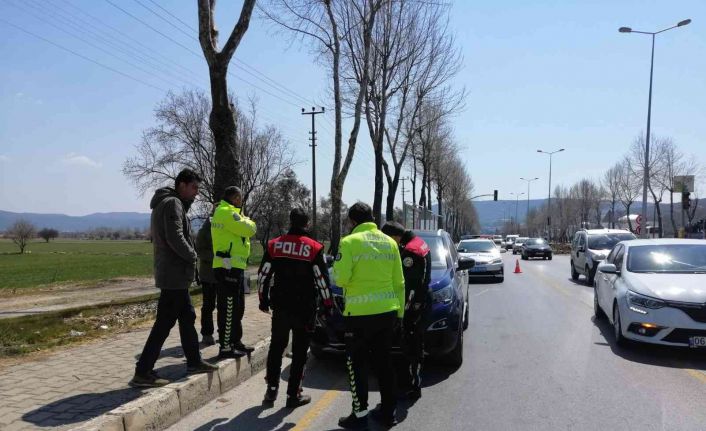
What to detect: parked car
<box><xmin>505</xmin><ymin>234</ymin><xmax>519</xmax><ymax>250</ymax></box>
<box><xmin>311</xmin><ymin>229</ymin><xmax>475</xmax><ymax>366</ymax></box>
<box><xmin>492</xmin><ymin>235</ymin><xmax>503</xmax><ymax>247</ymax></box>
<box><xmin>594</xmin><ymin>239</ymin><xmax>706</xmax><ymax>347</ymax></box>
<box><xmin>570</xmin><ymin>229</ymin><xmax>636</xmax><ymax>284</ymax></box>
<box><xmin>521</xmin><ymin>238</ymin><xmax>553</xmax><ymax>260</ymax></box>
<box><xmin>457</xmin><ymin>239</ymin><xmax>505</xmax><ymax>282</ymax></box>
<box><xmin>512</xmin><ymin>237</ymin><xmax>529</xmax><ymax>255</ymax></box>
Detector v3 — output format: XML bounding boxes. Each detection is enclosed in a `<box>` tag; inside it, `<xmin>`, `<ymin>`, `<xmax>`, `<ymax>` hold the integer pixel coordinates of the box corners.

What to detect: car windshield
<box><xmin>627</xmin><ymin>244</ymin><xmax>706</xmax><ymax>273</ymax></box>
<box><xmin>516</xmin><ymin>238</ymin><xmax>528</xmax><ymax>243</ymax></box>
<box><xmin>419</xmin><ymin>235</ymin><xmax>449</xmax><ymax>269</ymax></box>
<box><xmin>458</xmin><ymin>241</ymin><xmax>495</xmax><ymax>253</ymax></box>
<box><xmin>526</xmin><ymin>239</ymin><xmax>546</xmax><ymax>245</ymax></box>
<box><xmin>587</xmin><ymin>233</ymin><xmax>636</xmax><ymax>249</ymax></box>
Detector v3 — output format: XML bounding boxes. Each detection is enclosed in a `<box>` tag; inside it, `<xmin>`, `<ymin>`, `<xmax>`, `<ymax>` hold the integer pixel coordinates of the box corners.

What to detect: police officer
<box><xmin>334</xmin><ymin>202</ymin><xmax>405</xmax><ymax>429</ymax></box>
<box><xmin>211</xmin><ymin>186</ymin><xmax>257</xmax><ymax>358</ymax></box>
<box><xmin>381</xmin><ymin>222</ymin><xmax>432</xmax><ymax>400</ymax></box>
<box><xmin>257</xmin><ymin>208</ymin><xmax>333</xmax><ymax>408</ymax></box>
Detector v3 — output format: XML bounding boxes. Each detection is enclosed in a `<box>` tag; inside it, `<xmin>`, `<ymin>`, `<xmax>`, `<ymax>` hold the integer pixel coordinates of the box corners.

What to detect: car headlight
<box><xmin>627</xmin><ymin>290</ymin><xmax>665</xmax><ymax>309</ymax></box>
<box><xmin>490</xmin><ymin>258</ymin><xmax>502</xmax><ymax>264</ymax></box>
<box><xmin>432</xmin><ymin>285</ymin><xmax>454</xmax><ymax>304</ymax></box>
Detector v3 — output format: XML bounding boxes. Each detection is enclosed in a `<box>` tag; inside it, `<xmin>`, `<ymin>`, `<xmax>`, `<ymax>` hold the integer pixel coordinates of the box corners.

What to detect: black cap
<box><xmin>381</xmin><ymin>221</ymin><xmax>405</xmax><ymax>237</ymax></box>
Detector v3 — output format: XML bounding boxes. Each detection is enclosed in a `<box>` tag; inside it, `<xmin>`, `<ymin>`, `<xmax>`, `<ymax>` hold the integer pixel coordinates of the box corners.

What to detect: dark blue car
<box><xmin>311</xmin><ymin>229</ymin><xmax>473</xmax><ymax>366</ymax></box>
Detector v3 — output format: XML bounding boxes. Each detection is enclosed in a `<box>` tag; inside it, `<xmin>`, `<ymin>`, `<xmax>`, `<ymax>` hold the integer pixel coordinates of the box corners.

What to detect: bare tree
<box><xmin>655</xmin><ymin>139</ymin><xmax>699</xmax><ymax>235</ymax></box>
<box><xmin>603</xmin><ymin>163</ymin><xmax>622</xmax><ymax>228</ymax></box>
<box><xmin>123</xmin><ymin>90</ymin><xmax>295</xmax><ymax>220</ymax></box>
<box><xmin>263</xmin><ymin>0</ymin><xmax>384</xmax><ymax>253</ymax></box>
<box><xmin>8</xmin><ymin>219</ymin><xmax>36</xmax><ymax>254</ymax></box>
<box><xmin>197</xmin><ymin>0</ymin><xmax>257</xmax><ymax>200</ymax></box>
<box><xmin>617</xmin><ymin>157</ymin><xmax>641</xmax><ymax>233</ymax></box>
<box><xmin>630</xmin><ymin>133</ymin><xmax>668</xmax><ymax>237</ymax></box>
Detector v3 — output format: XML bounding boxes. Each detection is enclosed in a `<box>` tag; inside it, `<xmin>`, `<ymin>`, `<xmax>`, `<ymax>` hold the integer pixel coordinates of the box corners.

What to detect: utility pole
<box><xmin>302</xmin><ymin>107</ymin><xmax>325</xmax><ymax>237</ymax></box>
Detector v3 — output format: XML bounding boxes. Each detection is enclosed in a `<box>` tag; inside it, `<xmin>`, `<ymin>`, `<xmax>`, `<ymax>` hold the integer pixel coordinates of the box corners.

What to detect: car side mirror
<box><xmin>457</xmin><ymin>257</ymin><xmax>475</xmax><ymax>271</ymax></box>
<box><xmin>599</xmin><ymin>263</ymin><xmax>619</xmax><ymax>274</ymax></box>
<box><xmin>457</xmin><ymin>248</ymin><xmax>466</xmax><ymax>253</ymax></box>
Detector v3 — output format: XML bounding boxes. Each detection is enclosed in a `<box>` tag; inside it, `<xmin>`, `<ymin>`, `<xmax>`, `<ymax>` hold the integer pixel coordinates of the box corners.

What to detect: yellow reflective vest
<box><xmin>211</xmin><ymin>200</ymin><xmax>257</xmax><ymax>270</ymax></box>
<box><xmin>333</xmin><ymin>222</ymin><xmax>405</xmax><ymax>318</ymax></box>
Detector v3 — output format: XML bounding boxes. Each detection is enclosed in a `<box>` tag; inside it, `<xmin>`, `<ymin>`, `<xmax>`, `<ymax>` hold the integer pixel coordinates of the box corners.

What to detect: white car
<box><xmin>457</xmin><ymin>239</ymin><xmax>505</xmax><ymax>282</ymax></box>
<box><xmin>594</xmin><ymin>239</ymin><xmax>706</xmax><ymax>348</ymax></box>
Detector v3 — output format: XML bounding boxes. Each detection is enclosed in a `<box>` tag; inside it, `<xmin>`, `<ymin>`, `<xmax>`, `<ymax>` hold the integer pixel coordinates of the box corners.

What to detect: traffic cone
<box><xmin>514</xmin><ymin>259</ymin><xmax>522</xmax><ymax>274</ymax></box>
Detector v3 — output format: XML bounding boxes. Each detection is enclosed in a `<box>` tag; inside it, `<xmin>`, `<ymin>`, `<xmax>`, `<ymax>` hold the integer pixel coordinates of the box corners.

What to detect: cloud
<box><xmin>61</xmin><ymin>153</ymin><xmax>102</xmax><ymax>168</ymax></box>
<box><xmin>15</xmin><ymin>92</ymin><xmax>24</xmax><ymax>98</ymax></box>
<box><xmin>0</xmin><ymin>155</ymin><xmax>10</xmax><ymax>162</ymax></box>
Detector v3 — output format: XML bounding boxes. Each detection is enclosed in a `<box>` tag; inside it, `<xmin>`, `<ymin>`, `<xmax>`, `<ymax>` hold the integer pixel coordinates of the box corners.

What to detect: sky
<box><xmin>1</xmin><ymin>0</ymin><xmax>704</xmax><ymax>216</ymax></box>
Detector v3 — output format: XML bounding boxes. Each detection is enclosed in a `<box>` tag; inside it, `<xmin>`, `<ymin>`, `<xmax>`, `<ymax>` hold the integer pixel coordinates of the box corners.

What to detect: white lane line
<box><xmin>473</xmin><ymin>288</ymin><xmax>491</xmax><ymax>297</ymax></box>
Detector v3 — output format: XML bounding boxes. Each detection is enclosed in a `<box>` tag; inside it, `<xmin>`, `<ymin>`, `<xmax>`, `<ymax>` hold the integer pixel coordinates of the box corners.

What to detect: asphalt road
<box><xmin>169</xmin><ymin>253</ymin><xmax>706</xmax><ymax>431</ymax></box>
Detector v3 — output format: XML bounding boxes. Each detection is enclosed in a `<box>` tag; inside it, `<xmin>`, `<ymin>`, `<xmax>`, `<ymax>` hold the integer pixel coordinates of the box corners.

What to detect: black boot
<box><xmin>233</xmin><ymin>342</ymin><xmax>255</xmax><ymax>353</ymax></box>
<box><xmin>218</xmin><ymin>346</ymin><xmax>246</xmax><ymax>359</ymax></box>
<box><xmin>338</xmin><ymin>412</ymin><xmax>369</xmax><ymax>430</ymax></box>
<box><xmin>262</xmin><ymin>386</ymin><xmax>278</xmax><ymax>406</ymax></box>
<box><xmin>286</xmin><ymin>393</ymin><xmax>311</xmax><ymax>408</ymax></box>
<box><xmin>371</xmin><ymin>405</ymin><xmax>398</xmax><ymax>428</ymax></box>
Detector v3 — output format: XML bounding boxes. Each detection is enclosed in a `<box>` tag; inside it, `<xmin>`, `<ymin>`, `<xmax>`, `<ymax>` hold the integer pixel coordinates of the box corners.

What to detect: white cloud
<box><xmin>15</xmin><ymin>92</ymin><xmax>24</xmax><ymax>98</ymax></box>
<box><xmin>61</xmin><ymin>153</ymin><xmax>102</xmax><ymax>168</ymax></box>
<box><xmin>0</xmin><ymin>155</ymin><xmax>10</xmax><ymax>162</ymax></box>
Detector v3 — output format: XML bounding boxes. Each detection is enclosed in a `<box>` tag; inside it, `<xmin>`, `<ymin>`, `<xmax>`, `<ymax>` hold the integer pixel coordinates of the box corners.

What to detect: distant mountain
<box><xmin>0</xmin><ymin>210</ymin><xmax>150</xmax><ymax>232</ymax></box>
<box><xmin>473</xmin><ymin>199</ymin><xmax>547</xmax><ymax>232</ymax></box>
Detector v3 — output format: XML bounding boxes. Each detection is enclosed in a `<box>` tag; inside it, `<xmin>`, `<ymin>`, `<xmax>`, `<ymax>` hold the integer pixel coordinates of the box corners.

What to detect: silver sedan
<box><xmin>594</xmin><ymin>239</ymin><xmax>706</xmax><ymax>348</ymax></box>
<box><xmin>457</xmin><ymin>239</ymin><xmax>505</xmax><ymax>283</ymax></box>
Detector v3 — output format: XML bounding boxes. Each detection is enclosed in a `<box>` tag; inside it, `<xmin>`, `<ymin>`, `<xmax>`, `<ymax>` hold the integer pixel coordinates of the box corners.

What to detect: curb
<box><xmin>71</xmin><ymin>337</ymin><xmax>271</xmax><ymax>431</ymax></box>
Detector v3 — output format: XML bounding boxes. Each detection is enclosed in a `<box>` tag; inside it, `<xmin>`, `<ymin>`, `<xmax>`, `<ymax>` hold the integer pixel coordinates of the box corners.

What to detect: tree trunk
<box><xmin>208</xmin><ymin>68</ymin><xmax>240</xmax><ymax>199</ymax></box>
<box><xmin>626</xmin><ymin>202</ymin><xmax>633</xmax><ymax>233</ymax></box>
<box><xmin>373</xmin><ymin>146</ymin><xmax>384</xmax><ymax>225</ymax></box>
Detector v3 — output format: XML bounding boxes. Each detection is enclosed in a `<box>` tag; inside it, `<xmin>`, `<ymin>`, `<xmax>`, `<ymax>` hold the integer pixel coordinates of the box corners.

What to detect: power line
<box><xmin>0</xmin><ymin>17</ymin><xmax>166</xmax><ymax>92</ymax></box>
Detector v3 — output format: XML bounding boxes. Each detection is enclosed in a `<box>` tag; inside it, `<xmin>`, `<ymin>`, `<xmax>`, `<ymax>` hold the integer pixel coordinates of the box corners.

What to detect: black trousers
<box><xmin>266</xmin><ymin>309</ymin><xmax>313</xmax><ymax>396</ymax></box>
<box><xmin>215</xmin><ymin>268</ymin><xmax>245</xmax><ymax>348</ymax></box>
<box><xmin>200</xmin><ymin>282</ymin><xmax>217</xmax><ymax>337</ymax></box>
<box><xmin>344</xmin><ymin>311</ymin><xmax>397</xmax><ymax>416</ymax></box>
<box><xmin>403</xmin><ymin>315</ymin><xmax>426</xmax><ymax>390</ymax></box>
<box><xmin>136</xmin><ymin>289</ymin><xmax>201</xmax><ymax>374</ymax></box>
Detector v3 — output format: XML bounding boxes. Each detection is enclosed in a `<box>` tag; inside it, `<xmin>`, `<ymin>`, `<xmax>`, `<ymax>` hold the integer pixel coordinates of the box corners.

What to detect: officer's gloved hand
<box><xmin>258</xmin><ymin>302</ymin><xmax>270</xmax><ymax>313</ymax></box>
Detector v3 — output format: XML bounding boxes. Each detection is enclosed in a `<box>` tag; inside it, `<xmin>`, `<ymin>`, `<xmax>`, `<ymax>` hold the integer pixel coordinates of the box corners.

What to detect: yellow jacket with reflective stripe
<box><xmin>333</xmin><ymin>222</ymin><xmax>405</xmax><ymax>318</ymax></box>
<box><xmin>211</xmin><ymin>200</ymin><xmax>257</xmax><ymax>270</ymax></box>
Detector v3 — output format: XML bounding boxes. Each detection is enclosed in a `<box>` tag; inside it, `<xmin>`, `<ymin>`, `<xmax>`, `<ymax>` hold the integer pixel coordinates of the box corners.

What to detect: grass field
<box><xmin>0</xmin><ymin>239</ymin><xmax>265</xmax><ymax>291</ymax></box>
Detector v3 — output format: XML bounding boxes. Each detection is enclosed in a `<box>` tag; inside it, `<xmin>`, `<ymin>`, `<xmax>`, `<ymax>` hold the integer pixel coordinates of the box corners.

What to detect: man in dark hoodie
<box><xmin>196</xmin><ymin>206</ymin><xmax>217</xmax><ymax>346</ymax></box>
<box><xmin>130</xmin><ymin>169</ymin><xmax>218</xmax><ymax>388</ymax></box>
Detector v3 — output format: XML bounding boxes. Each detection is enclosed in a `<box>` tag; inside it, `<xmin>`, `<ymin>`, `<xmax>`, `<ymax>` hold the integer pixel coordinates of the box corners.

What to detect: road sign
<box><xmin>674</xmin><ymin>175</ymin><xmax>695</xmax><ymax>193</ymax></box>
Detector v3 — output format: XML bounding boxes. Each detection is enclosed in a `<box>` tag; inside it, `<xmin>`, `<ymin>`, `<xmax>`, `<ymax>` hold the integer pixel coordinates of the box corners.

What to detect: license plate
<box><xmin>471</xmin><ymin>266</ymin><xmax>487</xmax><ymax>272</ymax></box>
<box><xmin>689</xmin><ymin>336</ymin><xmax>706</xmax><ymax>348</ymax></box>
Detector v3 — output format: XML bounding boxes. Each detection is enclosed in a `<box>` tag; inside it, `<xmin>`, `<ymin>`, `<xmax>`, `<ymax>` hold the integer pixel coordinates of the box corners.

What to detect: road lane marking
<box><xmin>473</xmin><ymin>288</ymin><xmax>491</xmax><ymax>297</ymax></box>
<box><xmin>685</xmin><ymin>369</ymin><xmax>706</xmax><ymax>385</ymax></box>
<box><xmin>291</xmin><ymin>388</ymin><xmax>342</xmax><ymax>430</ymax></box>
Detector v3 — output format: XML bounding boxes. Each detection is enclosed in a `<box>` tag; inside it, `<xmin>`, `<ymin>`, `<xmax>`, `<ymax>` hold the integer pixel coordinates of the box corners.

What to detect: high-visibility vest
<box><xmin>211</xmin><ymin>200</ymin><xmax>256</xmax><ymax>270</ymax></box>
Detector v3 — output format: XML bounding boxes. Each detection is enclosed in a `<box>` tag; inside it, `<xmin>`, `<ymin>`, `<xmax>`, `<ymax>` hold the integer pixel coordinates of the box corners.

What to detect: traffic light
<box><xmin>682</xmin><ymin>191</ymin><xmax>691</xmax><ymax>210</ymax></box>
<box><xmin>493</xmin><ymin>190</ymin><xmax>498</xmax><ymax>201</ymax></box>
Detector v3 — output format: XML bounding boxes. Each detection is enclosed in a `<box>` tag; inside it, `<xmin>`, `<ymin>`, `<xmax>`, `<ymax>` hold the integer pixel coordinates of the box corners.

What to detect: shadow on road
<box><xmin>198</xmin><ymin>405</ymin><xmax>296</xmax><ymax>431</ymax></box>
<box><xmin>593</xmin><ymin>316</ymin><xmax>706</xmax><ymax>370</ymax></box>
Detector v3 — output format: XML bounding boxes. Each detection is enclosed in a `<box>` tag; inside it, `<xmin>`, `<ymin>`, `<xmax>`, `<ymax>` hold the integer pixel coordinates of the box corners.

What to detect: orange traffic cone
<box><xmin>514</xmin><ymin>259</ymin><xmax>522</xmax><ymax>274</ymax></box>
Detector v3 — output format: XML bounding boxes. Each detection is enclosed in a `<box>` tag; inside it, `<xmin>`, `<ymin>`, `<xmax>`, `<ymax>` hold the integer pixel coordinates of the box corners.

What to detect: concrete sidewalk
<box><xmin>0</xmin><ymin>293</ymin><xmax>272</xmax><ymax>430</ymax></box>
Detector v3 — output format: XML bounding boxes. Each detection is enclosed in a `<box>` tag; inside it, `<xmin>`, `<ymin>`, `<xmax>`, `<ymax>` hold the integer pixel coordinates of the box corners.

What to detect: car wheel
<box><xmin>522</xmin><ymin>253</ymin><xmax>528</xmax><ymax>260</ymax></box>
<box><xmin>593</xmin><ymin>285</ymin><xmax>605</xmax><ymax>319</ymax></box>
<box><xmin>497</xmin><ymin>268</ymin><xmax>504</xmax><ymax>283</ymax></box>
<box><xmin>444</xmin><ymin>328</ymin><xmax>463</xmax><ymax>367</ymax></box>
<box><xmin>587</xmin><ymin>265</ymin><xmax>596</xmax><ymax>285</ymax></box>
<box><xmin>512</xmin><ymin>250</ymin><xmax>517</xmax><ymax>255</ymax></box>
<box><xmin>571</xmin><ymin>262</ymin><xmax>579</xmax><ymax>281</ymax></box>
<box><xmin>613</xmin><ymin>303</ymin><xmax>626</xmax><ymax>347</ymax></box>
<box><xmin>548</xmin><ymin>254</ymin><xmax>553</xmax><ymax>261</ymax></box>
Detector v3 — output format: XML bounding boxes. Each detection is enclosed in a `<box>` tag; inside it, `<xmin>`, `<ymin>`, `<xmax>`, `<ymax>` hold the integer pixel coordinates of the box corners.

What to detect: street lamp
<box><xmin>509</xmin><ymin>192</ymin><xmax>525</xmax><ymax>233</ymax></box>
<box><xmin>619</xmin><ymin>18</ymin><xmax>691</xmax><ymax>238</ymax></box>
<box><xmin>520</xmin><ymin>177</ymin><xmax>539</xmax><ymax>235</ymax></box>
<box><xmin>537</xmin><ymin>149</ymin><xmax>565</xmax><ymax>241</ymax></box>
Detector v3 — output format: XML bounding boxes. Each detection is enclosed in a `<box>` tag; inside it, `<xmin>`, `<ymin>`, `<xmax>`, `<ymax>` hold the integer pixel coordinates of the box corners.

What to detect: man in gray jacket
<box><xmin>130</xmin><ymin>169</ymin><xmax>218</xmax><ymax>388</ymax></box>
